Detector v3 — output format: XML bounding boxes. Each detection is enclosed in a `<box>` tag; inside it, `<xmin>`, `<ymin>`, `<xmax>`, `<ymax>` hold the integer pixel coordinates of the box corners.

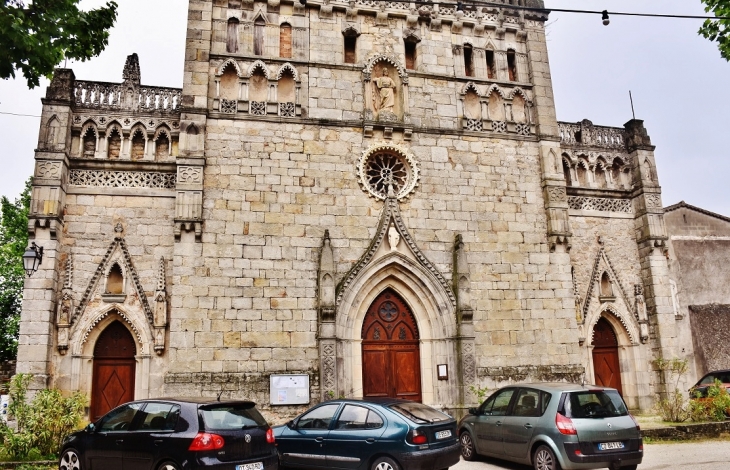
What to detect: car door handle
<box><xmin>495</xmin><ymin>421</ymin><xmax>502</xmax><ymax>426</ymax></box>
<box><xmin>524</xmin><ymin>424</ymin><xmax>533</xmax><ymax>429</ymax></box>
<box><xmin>366</xmin><ymin>438</ymin><xmax>375</xmax><ymax>443</ymax></box>
<box><xmin>315</xmin><ymin>437</ymin><xmax>324</xmax><ymax>442</ymax></box>
<box><xmin>115</xmin><ymin>439</ymin><xmax>124</xmax><ymax>445</ymax></box>
<box><xmin>154</xmin><ymin>440</ymin><xmax>164</xmax><ymax>446</ymax></box>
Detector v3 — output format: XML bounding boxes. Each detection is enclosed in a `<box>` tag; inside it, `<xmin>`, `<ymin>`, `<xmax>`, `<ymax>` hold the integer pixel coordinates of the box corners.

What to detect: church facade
<box><xmin>18</xmin><ymin>0</ymin><xmax>693</xmax><ymax>419</ymax></box>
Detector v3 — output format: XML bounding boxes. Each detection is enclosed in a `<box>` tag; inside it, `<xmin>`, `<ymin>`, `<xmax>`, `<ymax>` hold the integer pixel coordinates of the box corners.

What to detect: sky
<box><xmin>1</xmin><ymin>0</ymin><xmax>728</xmax><ymax>215</ymax></box>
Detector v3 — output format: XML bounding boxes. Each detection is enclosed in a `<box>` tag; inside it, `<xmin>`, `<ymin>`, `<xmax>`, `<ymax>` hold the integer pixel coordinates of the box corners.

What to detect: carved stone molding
<box><xmin>336</xmin><ymin>194</ymin><xmax>456</xmax><ymax>309</ymax></box>
<box><xmin>36</xmin><ymin>161</ymin><xmax>62</xmax><ymax>179</ymax></box>
<box><xmin>568</xmin><ymin>196</ymin><xmax>632</xmax><ymax>213</ymax></box>
<box><xmin>177</xmin><ymin>166</ymin><xmax>203</xmax><ymax>184</ymax></box>
<box><xmin>69</xmin><ymin>170</ymin><xmax>176</xmax><ymax>189</ymax></box>
<box><xmin>74</xmin><ymin>228</ymin><xmax>154</xmax><ymax>326</ymax></box>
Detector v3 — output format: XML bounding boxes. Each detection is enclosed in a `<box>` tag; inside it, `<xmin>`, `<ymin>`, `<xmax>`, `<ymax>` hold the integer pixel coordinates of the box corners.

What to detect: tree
<box><xmin>699</xmin><ymin>0</ymin><xmax>730</xmax><ymax>61</ymax></box>
<box><xmin>0</xmin><ymin>178</ymin><xmax>31</xmax><ymax>361</ymax></box>
<box><xmin>0</xmin><ymin>0</ymin><xmax>118</xmax><ymax>88</ymax></box>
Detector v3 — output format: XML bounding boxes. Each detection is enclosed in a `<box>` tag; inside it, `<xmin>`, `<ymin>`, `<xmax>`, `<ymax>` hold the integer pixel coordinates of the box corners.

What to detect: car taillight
<box><xmin>555</xmin><ymin>412</ymin><xmax>577</xmax><ymax>435</ymax></box>
<box><xmin>407</xmin><ymin>429</ymin><xmax>428</xmax><ymax>445</ymax></box>
<box><xmin>629</xmin><ymin>414</ymin><xmax>641</xmax><ymax>431</ymax></box>
<box><xmin>188</xmin><ymin>432</ymin><xmax>225</xmax><ymax>451</ymax></box>
<box><xmin>266</xmin><ymin>427</ymin><xmax>275</xmax><ymax>444</ymax></box>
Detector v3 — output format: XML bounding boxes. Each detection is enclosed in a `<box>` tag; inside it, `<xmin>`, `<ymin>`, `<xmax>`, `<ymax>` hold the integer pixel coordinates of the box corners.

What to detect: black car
<box><xmin>274</xmin><ymin>398</ymin><xmax>460</xmax><ymax>470</ymax></box>
<box><xmin>59</xmin><ymin>398</ymin><xmax>278</xmax><ymax>470</ymax></box>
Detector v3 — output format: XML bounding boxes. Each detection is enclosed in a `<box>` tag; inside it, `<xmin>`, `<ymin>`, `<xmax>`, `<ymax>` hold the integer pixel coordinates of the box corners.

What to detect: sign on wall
<box><xmin>270</xmin><ymin>374</ymin><xmax>310</xmax><ymax>405</ymax></box>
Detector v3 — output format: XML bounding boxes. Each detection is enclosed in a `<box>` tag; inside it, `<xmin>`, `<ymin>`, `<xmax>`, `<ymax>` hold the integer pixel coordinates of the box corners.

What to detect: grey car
<box><xmin>457</xmin><ymin>384</ymin><xmax>642</xmax><ymax>470</ymax></box>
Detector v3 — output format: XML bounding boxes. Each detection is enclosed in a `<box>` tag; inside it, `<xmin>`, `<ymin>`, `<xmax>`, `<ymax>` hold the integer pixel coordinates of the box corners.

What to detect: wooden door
<box><xmin>91</xmin><ymin>320</ymin><xmax>136</xmax><ymax>420</ymax></box>
<box><xmin>592</xmin><ymin>317</ymin><xmax>623</xmax><ymax>396</ymax></box>
<box><xmin>362</xmin><ymin>289</ymin><xmax>421</xmax><ymax>402</ymax></box>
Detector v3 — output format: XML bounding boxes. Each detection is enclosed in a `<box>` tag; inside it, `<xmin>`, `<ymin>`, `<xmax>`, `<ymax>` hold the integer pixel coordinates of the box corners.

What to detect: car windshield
<box><xmin>564</xmin><ymin>390</ymin><xmax>628</xmax><ymax>419</ymax></box>
<box><xmin>389</xmin><ymin>402</ymin><xmax>450</xmax><ymax>424</ymax></box>
<box><xmin>200</xmin><ymin>403</ymin><xmax>268</xmax><ymax>430</ymax></box>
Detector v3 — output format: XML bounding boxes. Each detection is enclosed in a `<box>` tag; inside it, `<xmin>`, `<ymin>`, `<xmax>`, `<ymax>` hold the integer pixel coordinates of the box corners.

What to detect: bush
<box><xmin>0</xmin><ymin>373</ymin><xmax>87</xmax><ymax>460</ymax></box>
<box><xmin>690</xmin><ymin>380</ymin><xmax>730</xmax><ymax>422</ymax></box>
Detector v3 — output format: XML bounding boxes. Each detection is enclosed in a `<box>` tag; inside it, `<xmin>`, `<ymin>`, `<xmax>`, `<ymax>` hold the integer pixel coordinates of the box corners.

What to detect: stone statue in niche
<box><xmin>58</xmin><ymin>292</ymin><xmax>72</xmax><ymax>325</ymax></box>
<box><xmin>388</xmin><ymin>225</ymin><xmax>400</xmax><ymax>251</ymax></box>
<box><xmin>635</xmin><ymin>283</ymin><xmax>647</xmax><ymax>322</ymax></box>
<box><xmin>372</xmin><ymin>68</ymin><xmax>397</xmax><ymax>121</ymax></box>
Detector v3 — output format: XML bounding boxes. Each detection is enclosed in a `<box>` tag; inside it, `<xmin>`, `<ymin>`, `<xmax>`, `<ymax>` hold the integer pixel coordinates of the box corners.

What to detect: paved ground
<box><xmin>452</xmin><ymin>440</ymin><xmax>730</xmax><ymax>470</ymax></box>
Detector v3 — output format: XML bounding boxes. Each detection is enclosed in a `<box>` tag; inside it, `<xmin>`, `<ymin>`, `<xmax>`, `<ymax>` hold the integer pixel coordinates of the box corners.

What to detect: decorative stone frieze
<box><xmin>69</xmin><ymin>170</ymin><xmax>176</xmax><ymax>189</ymax></box>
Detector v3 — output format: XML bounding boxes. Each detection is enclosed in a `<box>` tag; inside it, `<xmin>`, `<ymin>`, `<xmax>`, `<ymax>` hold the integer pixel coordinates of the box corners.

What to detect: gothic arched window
<box><xmin>254</xmin><ymin>18</ymin><xmax>265</xmax><ymax>56</ymax></box>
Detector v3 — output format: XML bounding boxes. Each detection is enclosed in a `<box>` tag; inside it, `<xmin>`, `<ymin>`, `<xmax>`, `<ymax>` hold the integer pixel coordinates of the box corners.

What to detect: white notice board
<box><xmin>270</xmin><ymin>374</ymin><xmax>310</xmax><ymax>405</ymax></box>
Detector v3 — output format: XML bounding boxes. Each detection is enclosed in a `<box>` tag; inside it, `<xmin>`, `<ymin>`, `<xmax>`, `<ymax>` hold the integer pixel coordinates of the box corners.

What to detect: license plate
<box><xmin>435</xmin><ymin>430</ymin><xmax>452</xmax><ymax>439</ymax></box>
<box><xmin>237</xmin><ymin>463</ymin><xmax>263</xmax><ymax>470</ymax></box>
<box><xmin>598</xmin><ymin>442</ymin><xmax>624</xmax><ymax>451</ymax></box>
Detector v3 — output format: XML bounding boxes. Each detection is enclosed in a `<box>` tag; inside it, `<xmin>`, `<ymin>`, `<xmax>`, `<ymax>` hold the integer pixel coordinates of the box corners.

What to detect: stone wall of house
<box><xmin>0</xmin><ymin>361</ymin><xmax>16</xmax><ymax>394</ymax></box>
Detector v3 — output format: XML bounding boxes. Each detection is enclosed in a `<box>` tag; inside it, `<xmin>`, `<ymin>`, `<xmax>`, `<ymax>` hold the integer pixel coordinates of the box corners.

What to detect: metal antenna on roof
<box><xmin>629</xmin><ymin>90</ymin><xmax>636</xmax><ymax>120</ymax></box>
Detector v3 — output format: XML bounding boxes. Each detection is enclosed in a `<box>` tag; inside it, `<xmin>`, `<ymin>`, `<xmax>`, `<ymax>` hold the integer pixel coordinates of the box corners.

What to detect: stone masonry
<box><xmin>16</xmin><ymin>0</ymin><xmax>693</xmax><ymax>420</ymax></box>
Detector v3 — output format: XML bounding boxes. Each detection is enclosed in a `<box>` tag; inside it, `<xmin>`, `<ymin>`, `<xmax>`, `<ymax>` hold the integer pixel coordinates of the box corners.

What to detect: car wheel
<box><xmin>533</xmin><ymin>445</ymin><xmax>561</xmax><ymax>470</ymax></box>
<box><xmin>459</xmin><ymin>431</ymin><xmax>477</xmax><ymax>461</ymax></box>
<box><xmin>59</xmin><ymin>448</ymin><xmax>82</xmax><ymax>470</ymax></box>
<box><xmin>371</xmin><ymin>456</ymin><xmax>399</xmax><ymax>470</ymax></box>
<box><xmin>157</xmin><ymin>462</ymin><xmax>180</xmax><ymax>470</ymax></box>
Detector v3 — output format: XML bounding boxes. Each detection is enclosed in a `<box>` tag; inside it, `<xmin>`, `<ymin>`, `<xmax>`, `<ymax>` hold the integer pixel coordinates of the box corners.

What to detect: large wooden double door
<box><xmin>592</xmin><ymin>317</ymin><xmax>623</xmax><ymax>396</ymax></box>
<box><xmin>90</xmin><ymin>320</ymin><xmax>137</xmax><ymax>420</ymax></box>
<box><xmin>362</xmin><ymin>289</ymin><xmax>422</xmax><ymax>402</ymax></box>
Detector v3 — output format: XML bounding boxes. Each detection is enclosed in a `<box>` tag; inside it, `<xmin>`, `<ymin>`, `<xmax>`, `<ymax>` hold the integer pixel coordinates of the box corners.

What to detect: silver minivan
<box><xmin>457</xmin><ymin>383</ymin><xmax>642</xmax><ymax>470</ymax></box>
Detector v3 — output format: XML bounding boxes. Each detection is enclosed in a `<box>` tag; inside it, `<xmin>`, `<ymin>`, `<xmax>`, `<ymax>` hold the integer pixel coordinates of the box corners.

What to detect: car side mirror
<box><xmin>287</xmin><ymin>418</ymin><xmax>299</xmax><ymax>429</ymax></box>
<box><xmin>468</xmin><ymin>407</ymin><xmax>478</xmax><ymax>416</ymax></box>
<box><xmin>85</xmin><ymin>423</ymin><xmax>95</xmax><ymax>433</ymax></box>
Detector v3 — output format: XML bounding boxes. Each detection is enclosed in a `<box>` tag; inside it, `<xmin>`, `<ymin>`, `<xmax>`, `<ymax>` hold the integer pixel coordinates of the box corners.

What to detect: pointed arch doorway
<box><xmin>361</xmin><ymin>288</ymin><xmax>422</xmax><ymax>402</ymax></box>
<box><xmin>592</xmin><ymin>317</ymin><xmax>623</xmax><ymax>396</ymax></box>
<box><xmin>90</xmin><ymin>320</ymin><xmax>137</xmax><ymax>420</ymax></box>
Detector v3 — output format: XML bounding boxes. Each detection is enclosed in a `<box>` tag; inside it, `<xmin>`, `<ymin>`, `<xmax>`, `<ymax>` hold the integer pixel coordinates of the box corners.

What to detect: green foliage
<box><xmin>0</xmin><ymin>178</ymin><xmax>31</xmax><ymax>361</ymax></box>
<box><xmin>469</xmin><ymin>383</ymin><xmax>490</xmax><ymax>403</ymax></box>
<box><xmin>690</xmin><ymin>380</ymin><xmax>730</xmax><ymax>422</ymax></box>
<box><xmin>0</xmin><ymin>0</ymin><xmax>118</xmax><ymax>88</ymax></box>
<box><xmin>0</xmin><ymin>373</ymin><xmax>87</xmax><ymax>460</ymax></box>
<box><xmin>699</xmin><ymin>0</ymin><xmax>730</xmax><ymax>61</ymax></box>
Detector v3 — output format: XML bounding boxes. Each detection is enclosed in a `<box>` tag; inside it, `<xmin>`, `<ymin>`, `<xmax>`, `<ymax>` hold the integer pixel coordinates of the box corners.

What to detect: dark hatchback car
<box><xmin>458</xmin><ymin>384</ymin><xmax>642</xmax><ymax>470</ymax></box>
<box><xmin>690</xmin><ymin>369</ymin><xmax>730</xmax><ymax>398</ymax></box>
<box><xmin>59</xmin><ymin>398</ymin><xmax>278</xmax><ymax>470</ymax></box>
<box><xmin>274</xmin><ymin>398</ymin><xmax>460</xmax><ymax>470</ymax></box>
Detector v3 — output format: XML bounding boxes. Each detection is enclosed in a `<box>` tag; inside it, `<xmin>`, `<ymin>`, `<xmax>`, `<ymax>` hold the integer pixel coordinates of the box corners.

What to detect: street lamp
<box><xmin>22</xmin><ymin>242</ymin><xmax>43</xmax><ymax>277</ymax></box>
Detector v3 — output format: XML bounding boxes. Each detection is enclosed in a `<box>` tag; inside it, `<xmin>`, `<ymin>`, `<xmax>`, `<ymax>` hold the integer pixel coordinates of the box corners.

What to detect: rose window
<box><xmin>358</xmin><ymin>144</ymin><xmax>419</xmax><ymax>200</ymax></box>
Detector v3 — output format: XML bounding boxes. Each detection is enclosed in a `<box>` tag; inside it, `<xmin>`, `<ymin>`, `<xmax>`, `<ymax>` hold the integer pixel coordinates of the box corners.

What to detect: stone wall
<box><xmin>0</xmin><ymin>361</ymin><xmax>16</xmax><ymax>394</ymax></box>
<box><xmin>688</xmin><ymin>305</ymin><xmax>730</xmax><ymax>374</ymax></box>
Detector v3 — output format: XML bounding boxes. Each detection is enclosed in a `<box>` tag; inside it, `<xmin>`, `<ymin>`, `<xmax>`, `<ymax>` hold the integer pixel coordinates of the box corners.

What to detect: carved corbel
<box><xmin>376</xmin><ymin>3</ymin><xmax>388</xmax><ymax>26</ymax></box>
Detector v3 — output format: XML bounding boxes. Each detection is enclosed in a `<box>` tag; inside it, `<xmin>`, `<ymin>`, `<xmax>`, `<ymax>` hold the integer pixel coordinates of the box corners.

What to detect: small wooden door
<box><xmin>90</xmin><ymin>320</ymin><xmax>136</xmax><ymax>420</ymax></box>
<box><xmin>592</xmin><ymin>317</ymin><xmax>623</xmax><ymax>396</ymax></box>
<box><xmin>362</xmin><ymin>289</ymin><xmax>421</xmax><ymax>402</ymax></box>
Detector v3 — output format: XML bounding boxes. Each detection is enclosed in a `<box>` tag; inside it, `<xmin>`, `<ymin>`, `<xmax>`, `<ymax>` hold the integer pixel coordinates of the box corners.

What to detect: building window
<box><xmin>486</xmin><ymin>50</ymin><xmax>495</xmax><ymax>79</ymax></box>
<box><xmin>280</xmin><ymin>23</ymin><xmax>292</xmax><ymax>58</ymax></box>
<box><xmin>227</xmin><ymin>18</ymin><xmax>239</xmax><ymax>53</ymax></box>
<box><xmin>254</xmin><ymin>18</ymin><xmax>265</xmax><ymax>56</ymax></box>
<box><xmin>405</xmin><ymin>39</ymin><xmax>417</xmax><ymax>70</ymax></box>
<box><xmin>83</xmin><ymin>127</ymin><xmax>96</xmax><ymax>158</ymax></box>
<box><xmin>507</xmin><ymin>50</ymin><xmax>517</xmax><ymax>81</ymax></box>
<box><xmin>464</xmin><ymin>44</ymin><xmax>473</xmax><ymax>77</ymax></box>
<box><xmin>344</xmin><ymin>35</ymin><xmax>357</xmax><ymax>64</ymax></box>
